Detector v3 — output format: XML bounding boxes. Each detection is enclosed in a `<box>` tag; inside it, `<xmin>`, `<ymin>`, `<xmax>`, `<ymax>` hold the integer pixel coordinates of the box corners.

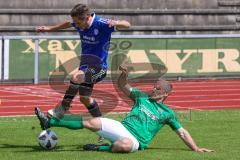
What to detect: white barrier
<box><xmin>0</xmin><ymin>37</ymin><xmax>2</xmax><ymax>80</ymax></box>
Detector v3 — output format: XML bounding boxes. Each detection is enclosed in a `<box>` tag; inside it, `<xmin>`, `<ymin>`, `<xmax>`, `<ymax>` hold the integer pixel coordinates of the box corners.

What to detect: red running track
<box><xmin>0</xmin><ymin>79</ymin><xmax>240</xmax><ymax>116</ymax></box>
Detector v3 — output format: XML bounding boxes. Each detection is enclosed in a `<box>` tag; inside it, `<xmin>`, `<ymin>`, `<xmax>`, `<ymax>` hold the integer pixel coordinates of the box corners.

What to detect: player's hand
<box><xmin>196</xmin><ymin>148</ymin><xmax>214</xmax><ymax>153</ymax></box>
<box><xmin>36</xmin><ymin>26</ymin><xmax>51</xmax><ymax>32</ymax></box>
<box><xmin>119</xmin><ymin>64</ymin><xmax>128</xmax><ymax>75</ymax></box>
<box><xmin>108</xmin><ymin>19</ymin><xmax>119</xmax><ymax>28</ymax></box>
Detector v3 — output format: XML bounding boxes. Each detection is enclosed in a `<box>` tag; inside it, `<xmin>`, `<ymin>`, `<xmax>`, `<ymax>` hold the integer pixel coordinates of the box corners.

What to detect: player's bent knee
<box><xmin>84</xmin><ymin>118</ymin><xmax>101</xmax><ymax>132</ymax></box>
<box><xmin>80</xmin><ymin>96</ymin><xmax>91</xmax><ymax>104</ymax></box>
<box><xmin>112</xmin><ymin>138</ymin><xmax>133</xmax><ymax>153</ymax></box>
<box><xmin>71</xmin><ymin>71</ymin><xmax>85</xmax><ymax>84</ymax></box>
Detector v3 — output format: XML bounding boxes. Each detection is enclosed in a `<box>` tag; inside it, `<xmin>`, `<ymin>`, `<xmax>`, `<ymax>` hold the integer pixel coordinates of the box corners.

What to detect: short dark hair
<box><xmin>70</xmin><ymin>4</ymin><xmax>91</xmax><ymax>17</ymax></box>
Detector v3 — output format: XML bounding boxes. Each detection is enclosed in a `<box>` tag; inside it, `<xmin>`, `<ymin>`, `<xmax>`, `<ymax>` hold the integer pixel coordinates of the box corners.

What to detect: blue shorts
<box><xmin>79</xmin><ymin>67</ymin><xmax>107</xmax><ymax>96</ymax></box>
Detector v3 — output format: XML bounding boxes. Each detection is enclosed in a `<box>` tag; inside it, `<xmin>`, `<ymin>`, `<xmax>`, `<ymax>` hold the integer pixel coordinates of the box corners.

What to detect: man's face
<box><xmin>150</xmin><ymin>81</ymin><xmax>168</xmax><ymax>102</ymax></box>
<box><xmin>72</xmin><ymin>15</ymin><xmax>90</xmax><ymax>29</ymax></box>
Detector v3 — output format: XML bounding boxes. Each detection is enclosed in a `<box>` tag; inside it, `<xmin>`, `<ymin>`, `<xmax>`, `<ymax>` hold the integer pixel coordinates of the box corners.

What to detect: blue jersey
<box><xmin>72</xmin><ymin>13</ymin><xmax>115</xmax><ymax>70</ymax></box>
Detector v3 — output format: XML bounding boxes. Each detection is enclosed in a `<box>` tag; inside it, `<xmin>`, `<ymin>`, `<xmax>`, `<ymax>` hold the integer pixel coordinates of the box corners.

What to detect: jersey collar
<box><xmin>87</xmin><ymin>13</ymin><xmax>96</xmax><ymax>29</ymax></box>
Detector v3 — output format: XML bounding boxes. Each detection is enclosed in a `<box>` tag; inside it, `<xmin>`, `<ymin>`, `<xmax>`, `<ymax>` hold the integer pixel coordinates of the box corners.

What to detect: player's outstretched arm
<box><xmin>118</xmin><ymin>64</ymin><xmax>132</xmax><ymax>97</ymax></box>
<box><xmin>36</xmin><ymin>21</ymin><xmax>72</xmax><ymax>32</ymax></box>
<box><xmin>176</xmin><ymin>128</ymin><xmax>214</xmax><ymax>153</ymax></box>
<box><xmin>108</xmin><ymin>19</ymin><xmax>131</xmax><ymax>30</ymax></box>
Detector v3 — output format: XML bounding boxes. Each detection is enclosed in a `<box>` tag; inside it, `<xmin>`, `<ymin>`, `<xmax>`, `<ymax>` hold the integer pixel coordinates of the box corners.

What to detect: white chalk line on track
<box><xmin>0</xmin><ymin>88</ymin><xmax>61</xmax><ymax>99</ymax></box>
<box><xmin>1</xmin><ymin>96</ymin><xmax>240</xmax><ymax>104</ymax></box>
<box><xmin>1</xmin><ymin>92</ymin><xmax>240</xmax><ymax>99</ymax></box>
<box><xmin>2</xmin><ymin>87</ymin><xmax>240</xmax><ymax>98</ymax></box>
<box><xmin>1</xmin><ymin>80</ymin><xmax>240</xmax><ymax>116</ymax></box>
<box><xmin>1</xmin><ymin>105</ymin><xmax>239</xmax><ymax>115</ymax></box>
<box><xmin>7</xmin><ymin>82</ymin><xmax>240</xmax><ymax>90</ymax></box>
<box><xmin>3</xmin><ymin>84</ymin><xmax>240</xmax><ymax>92</ymax></box>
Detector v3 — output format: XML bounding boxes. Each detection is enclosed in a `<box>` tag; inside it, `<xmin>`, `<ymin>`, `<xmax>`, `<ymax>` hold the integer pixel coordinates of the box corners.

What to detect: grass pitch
<box><xmin>0</xmin><ymin>110</ymin><xmax>240</xmax><ymax>160</ymax></box>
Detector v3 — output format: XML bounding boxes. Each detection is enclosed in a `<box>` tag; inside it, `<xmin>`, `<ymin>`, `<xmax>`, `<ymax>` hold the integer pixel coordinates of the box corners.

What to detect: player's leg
<box><xmin>80</xmin><ymin>68</ymin><xmax>107</xmax><ymax>142</ymax></box>
<box><xmin>111</xmin><ymin>138</ymin><xmax>135</xmax><ymax>153</ymax></box>
<box><xmin>83</xmin><ymin>138</ymin><xmax>134</xmax><ymax>152</ymax></box>
<box><xmin>84</xmin><ymin>118</ymin><xmax>139</xmax><ymax>152</ymax></box>
<box><xmin>80</xmin><ymin>95</ymin><xmax>102</xmax><ymax>117</ymax></box>
<box><xmin>35</xmin><ymin>107</ymin><xmax>84</xmax><ymax>130</ymax></box>
<box><xmin>35</xmin><ymin>109</ymin><xmax>139</xmax><ymax>152</ymax></box>
<box><xmin>48</xmin><ymin>70</ymin><xmax>86</xmax><ymax>119</ymax></box>
<box><xmin>78</xmin><ymin>68</ymin><xmax>107</xmax><ymax>117</ymax></box>
<box><xmin>36</xmin><ymin>107</ymin><xmax>102</xmax><ymax>131</ymax></box>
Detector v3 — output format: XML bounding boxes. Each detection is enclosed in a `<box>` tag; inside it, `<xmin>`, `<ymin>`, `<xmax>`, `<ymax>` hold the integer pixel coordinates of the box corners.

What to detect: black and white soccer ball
<box><xmin>38</xmin><ymin>130</ymin><xmax>58</xmax><ymax>149</ymax></box>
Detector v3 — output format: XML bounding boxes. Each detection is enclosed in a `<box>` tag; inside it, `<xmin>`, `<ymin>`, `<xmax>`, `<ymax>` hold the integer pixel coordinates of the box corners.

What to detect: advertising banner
<box><xmin>6</xmin><ymin>37</ymin><xmax>240</xmax><ymax>80</ymax></box>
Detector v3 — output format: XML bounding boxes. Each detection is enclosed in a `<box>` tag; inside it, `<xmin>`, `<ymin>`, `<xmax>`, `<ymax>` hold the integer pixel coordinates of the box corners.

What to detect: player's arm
<box><xmin>118</xmin><ymin>64</ymin><xmax>132</xmax><ymax>97</ymax></box>
<box><xmin>108</xmin><ymin>19</ymin><xmax>131</xmax><ymax>29</ymax></box>
<box><xmin>176</xmin><ymin>128</ymin><xmax>214</xmax><ymax>152</ymax></box>
<box><xmin>36</xmin><ymin>21</ymin><xmax>72</xmax><ymax>32</ymax></box>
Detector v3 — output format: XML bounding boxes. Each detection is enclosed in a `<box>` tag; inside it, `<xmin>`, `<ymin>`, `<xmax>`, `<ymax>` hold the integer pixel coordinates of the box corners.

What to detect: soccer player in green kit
<box><xmin>35</xmin><ymin>64</ymin><xmax>214</xmax><ymax>153</ymax></box>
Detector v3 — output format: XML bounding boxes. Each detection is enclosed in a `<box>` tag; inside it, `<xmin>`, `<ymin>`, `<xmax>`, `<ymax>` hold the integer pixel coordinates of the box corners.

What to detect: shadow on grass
<box><xmin>147</xmin><ymin>147</ymin><xmax>189</xmax><ymax>151</ymax></box>
<box><xmin>0</xmin><ymin>143</ymin><xmax>86</xmax><ymax>152</ymax></box>
<box><xmin>1</xmin><ymin>144</ymin><xmax>190</xmax><ymax>153</ymax></box>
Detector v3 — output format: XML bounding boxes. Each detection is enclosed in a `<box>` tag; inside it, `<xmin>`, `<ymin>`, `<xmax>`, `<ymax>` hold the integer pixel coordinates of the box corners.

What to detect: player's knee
<box><xmin>112</xmin><ymin>138</ymin><xmax>133</xmax><ymax>153</ymax></box>
<box><xmin>84</xmin><ymin>118</ymin><xmax>101</xmax><ymax>132</ymax></box>
<box><xmin>80</xmin><ymin>96</ymin><xmax>90</xmax><ymax>103</ymax></box>
<box><xmin>71</xmin><ymin>71</ymin><xmax>85</xmax><ymax>83</ymax></box>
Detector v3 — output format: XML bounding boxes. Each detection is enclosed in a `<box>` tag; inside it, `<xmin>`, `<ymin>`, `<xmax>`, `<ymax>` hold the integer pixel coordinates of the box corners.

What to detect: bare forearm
<box><xmin>118</xmin><ymin>73</ymin><xmax>128</xmax><ymax>89</ymax></box>
<box><xmin>49</xmin><ymin>22</ymin><xmax>72</xmax><ymax>31</ymax></box>
<box><xmin>118</xmin><ymin>65</ymin><xmax>132</xmax><ymax>96</ymax></box>
<box><xmin>178</xmin><ymin>128</ymin><xmax>199</xmax><ymax>151</ymax></box>
<box><xmin>176</xmin><ymin>128</ymin><xmax>214</xmax><ymax>153</ymax></box>
<box><xmin>115</xmin><ymin>20</ymin><xmax>131</xmax><ymax>29</ymax></box>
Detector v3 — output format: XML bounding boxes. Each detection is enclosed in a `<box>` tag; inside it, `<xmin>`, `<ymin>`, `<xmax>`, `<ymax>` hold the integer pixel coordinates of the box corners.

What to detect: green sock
<box><xmin>99</xmin><ymin>144</ymin><xmax>112</xmax><ymax>151</ymax></box>
<box><xmin>49</xmin><ymin>116</ymin><xmax>83</xmax><ymax>130</ymax></box>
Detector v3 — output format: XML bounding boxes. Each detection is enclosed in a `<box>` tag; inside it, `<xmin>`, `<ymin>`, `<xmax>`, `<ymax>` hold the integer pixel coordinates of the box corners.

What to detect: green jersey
<box><xmin>121</xmin><ymin>88</ymin><xmax>182</xmax><ymax>150</ymax></box>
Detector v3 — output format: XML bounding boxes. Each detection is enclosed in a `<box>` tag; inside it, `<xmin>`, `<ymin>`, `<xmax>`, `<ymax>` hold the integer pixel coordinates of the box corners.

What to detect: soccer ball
<box><xmin>38</xmin><ymin>130</ymin><xmax>58</xmax><ymax>149</ymax></box>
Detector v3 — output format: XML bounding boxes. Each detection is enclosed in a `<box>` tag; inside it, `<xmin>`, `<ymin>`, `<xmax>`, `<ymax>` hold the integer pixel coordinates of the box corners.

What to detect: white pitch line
<box><xmin>167</xmin><ymin>98</ymin><xmax>240</xmax><ymax>103</ymax></box>
<box><xmin>2</xmin><ymin>84</ymin><xmax>240</xmax><ymax>96</ymax></box>
<box><xmin>203</xmin><ymin>105</ymin><xmax>240</xmax><ymax>108</ymax></box>
<box><xmin>173</xmin><ymin>88</ymin><xmax>240</xmax><ymax>92</ymax></box>
<box><xmin>4</xmin><ymin>82</ymin><xmax>240</xmax><ymax>92</ymax></box>
<box><xmin>169</xmin><ymin>93</ymin><xmax>240</xmax><ymax>98</ymax></box>
<box><xmin>171</xmin><ymin>81</ymin><xmax>240</xmax><ymax>85</ymax></box>
<box><xmin>0</xmin><ymin>88</ymin><xmax>60</xmax><ymax>99</ymax></box>
<box><xmin>1</xmin><ymin>104</ymin><xmax>239</xmax><ymax>117</ymax></box>
<box><xmin>0</xmin><ymin>86</ymin><xmax>63</xmax><ymax>96</ymax></box>
<box><xmin>0</xmin><ymin>99</ymin><xmax>60</xmax><ymax>103</ymax></box>
<box><xmin>0</xmin><ymin>95</ymin><xmax>52</xmax><ymax>98</ymax></box>
<box><xmin>165</xmin><ymin>104</ymin><xmax>203</xmax><ymax>111</ymax></box>
<box><xmin>0</xmin><ymin>105</ymin><xmax>55</xmax><ymax>108</ymax></box>
<box><xmin>1</xmin><ymin>96</ymin><xmax>239</xmax><ymax>107</ymax></box>
<box><xmin>1</xmin><ymin>92</ymin><xmax>240</xmax><ymax>99</ymax></box>
<box><xmin>189</xmin><ymin>105</ymin><xmax>240</xmax><ymax>109</ymax></box>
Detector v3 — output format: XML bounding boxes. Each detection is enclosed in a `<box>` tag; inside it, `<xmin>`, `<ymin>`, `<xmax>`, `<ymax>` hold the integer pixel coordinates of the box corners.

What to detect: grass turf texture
<box><xmin>0</xmin><ymin>110</ymin><xmax>239</xmax><ymax>160</ymax></box>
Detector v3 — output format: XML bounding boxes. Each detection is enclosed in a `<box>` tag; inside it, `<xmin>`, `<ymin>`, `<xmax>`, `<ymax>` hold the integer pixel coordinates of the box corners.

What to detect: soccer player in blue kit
<box><xmin>36</xmin><ymin>4</ymin><xmax>131</xmax><ymax>119</ymax></box>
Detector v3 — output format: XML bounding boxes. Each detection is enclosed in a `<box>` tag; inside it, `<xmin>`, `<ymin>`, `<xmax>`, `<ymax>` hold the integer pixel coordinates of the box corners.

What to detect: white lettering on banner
<box><xmin>127</xmin><ymin>50</ymin><xmax>154</xmax><ymax>73</ymax></box>
<box><xmin>49</xmin><ymin>51</ymin><xmax>79</xmax><ymax>75</ymax></box>
<box><xmin>22</xmin><ymin>40</ymin><xmax>80</xmax><ymax>53</ymax></box>
<box><xmin>48</xmin><ymin>40</ymin><xmax>63</xmax><ymax>51</ymax></box>
<box><xmin>49</xmin><ymin>49</ymin><xmax>240</xmax><ymax>75</ymax></box>
<box><xmin>64</xmin><ymin>40</ymin><xmax>80</xmax><ymax>50</ymax></box>
<box><xmin>20</xmin><ymin>38</ymin><xmax>240</xmax><ymax>74</ymax></box>
<box><xmin>150</xmin><ymin>50</ymin><xmax>193</xmax><ymax>73</ymax></box>
<box><xmin>198</xmin><ymin>49</ymin><xmax>240</xmax><ymax>73</ymax></box>
<box><xmin>22</xmin><ymin>39</ymin><xmax>47</xmax><ymax>53</ymax></box>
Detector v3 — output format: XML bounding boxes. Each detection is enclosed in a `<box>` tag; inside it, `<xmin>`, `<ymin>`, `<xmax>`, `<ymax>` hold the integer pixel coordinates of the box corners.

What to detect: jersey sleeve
<box><xmin>130</xmin><ymin>88</ymin><xmax>148</xmax><ymax>100</ymax></box>
<box><xmin>98</xmin><ymin>18</ymin><xmax>115</xmax><ymax>33</ymax></box>
<box><xmin>167</xmin><ymin>114</ymin><xmax>182</xmax><ymax>130</ymax></box>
